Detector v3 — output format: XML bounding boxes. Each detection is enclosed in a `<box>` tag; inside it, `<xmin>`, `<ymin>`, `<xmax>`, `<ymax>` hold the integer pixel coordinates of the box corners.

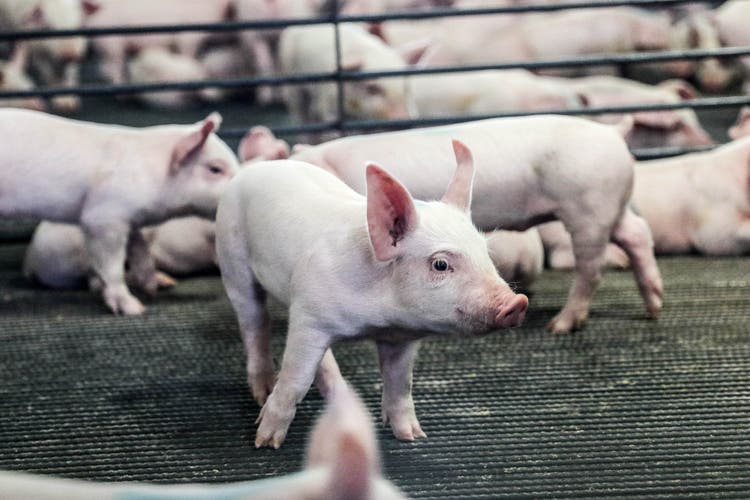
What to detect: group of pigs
<box><xmin>2</xmin><ymin>0</ymin><xmax>750</xmax><ymax>153</ymax></box>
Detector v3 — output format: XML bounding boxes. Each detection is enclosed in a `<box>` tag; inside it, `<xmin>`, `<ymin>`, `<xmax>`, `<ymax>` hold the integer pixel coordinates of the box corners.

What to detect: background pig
<box><xmin>485</xmin><ymin>228</ymin><xmax>544</xmax><ymax>290</ymax></box>
<box><xmin>86</xmin><ymin>0</ymin><xmax>233</xmax><ymax>85</ymax></box>
<box><xmin>0</xmin><ymin>0</ymin><xmax>99</xmax><ymax>112</ymax></box>
<box><xmin>0</xmin><ymin>109</ymin><xmax>238</xmax><ymax>315</ymax></box>
<box><xmin>411</xmin><ymin>69</ymin><xmax>584</xmax><ymax>118</ymax></box>
<box><xmin>537</xmin><ymin>221</ymin><xmax>630</xmax><ymax>270</ymax></box>
<box><xmin>216</xmin><ymin>141</ymin><xmax>528</xmax><ymax>447</ymax></box>
<box><xmin>565</xmin><ymin>76</ymin><xmax>714</xmax><ymax>149</ymax></box>
<box><xmin>279</xmin><ymin>23</ymin><xmax>429</xmax><ymax>141</ymax></box>
<box><xmin>126</xmin><ymin>47</ymin><xmax>221</xmax><ymax>109</ymax></box>
<box><xmin>0</xmin><ymin>381</ymin><xmax>407</xmax><ymax>500</ymax></box>
<box><xmin>291</xmin><ymin>115</ymin><xmax>663</xmax><ymax>333</ymax></box>
<box><xmin>715</xmin><ymin>0</ymin><xmax>750</xmax><ymax>94</ymax></box>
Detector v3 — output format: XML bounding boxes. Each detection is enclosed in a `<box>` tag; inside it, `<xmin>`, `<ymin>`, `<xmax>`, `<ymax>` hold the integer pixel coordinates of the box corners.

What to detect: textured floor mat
<box><xmin>1</xmin><ymin>239</ymin><xmax>749</xmax><ymax>499</ymax></box>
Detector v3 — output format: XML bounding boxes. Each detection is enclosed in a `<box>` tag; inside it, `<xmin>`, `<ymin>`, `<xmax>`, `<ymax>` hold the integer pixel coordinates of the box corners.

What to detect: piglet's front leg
<box><xmin>255</xmin><ymin>319</ymin><xmax>330</xmax><ymax>449</ymax></box>
<box><xmin>378</xmin><ymin>340</ymin><xmax>426</xmax><ymax>441</ymax></box>
<box><xmin>82</xmin><ymin>219</ymin><xmax>145</xmax><ymax>315</ymax></box>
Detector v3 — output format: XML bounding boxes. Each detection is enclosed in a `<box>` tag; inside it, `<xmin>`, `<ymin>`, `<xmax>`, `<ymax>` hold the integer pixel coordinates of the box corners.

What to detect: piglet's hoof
<box><xmin>155</xmin><ymin>271</ymin><xmax>178</xmax><ymax>289</ymax></box>
<box><xmin>104</xmin><ymin>290</ymin><xmax>146</xmax><ymax>316</ymax></box>
<box><xmin>255</xmin><ymin>398</ymin><xmax>294</xmax><ymax>449</ymax></box>
<box><xmin>383</xmin><ymin>405</ymin><xmax>427</xmax><ymax>441</ymax></box>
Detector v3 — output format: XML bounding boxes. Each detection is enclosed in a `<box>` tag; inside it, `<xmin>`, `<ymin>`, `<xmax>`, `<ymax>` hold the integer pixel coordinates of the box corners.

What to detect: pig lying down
<box><xmin>0</xmin><ymin>381</ymin><xmax>407</xmax><ymax>500</ymax></box>
<box><xmin>217</xmin><ymin>141</ymin><xmax>528</xmax><ymax>447</ymax></box>
<box><xmin>0</xmin><ymin>109</ymin><xmax>239</xmax><ymax>315</ymax></box>
<box><xmin>292</xmin><ymin>115</ymin><xmax>663</xmax><ymax>333</ymax></box>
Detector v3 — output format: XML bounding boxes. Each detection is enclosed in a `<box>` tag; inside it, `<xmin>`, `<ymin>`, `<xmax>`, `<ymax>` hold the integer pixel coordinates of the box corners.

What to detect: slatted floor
<box><xmin>1</xmin><ymin>222</ymin><xmax>749</xmax><ymax>498</ymax></box>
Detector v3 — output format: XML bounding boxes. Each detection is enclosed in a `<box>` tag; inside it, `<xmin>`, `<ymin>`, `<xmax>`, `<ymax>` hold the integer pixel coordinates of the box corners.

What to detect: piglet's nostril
<box><xmin>495</xmin><ymin>293</ymin><xmax>529</xmax><ymax>328</ymax></box>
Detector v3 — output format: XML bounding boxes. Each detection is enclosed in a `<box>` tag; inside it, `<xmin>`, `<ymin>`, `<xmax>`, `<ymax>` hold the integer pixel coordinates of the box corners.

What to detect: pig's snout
<box><xmin>493</xmin><ymin>293</ymin><xmax>529</xmax><ymax>329</ymax></box>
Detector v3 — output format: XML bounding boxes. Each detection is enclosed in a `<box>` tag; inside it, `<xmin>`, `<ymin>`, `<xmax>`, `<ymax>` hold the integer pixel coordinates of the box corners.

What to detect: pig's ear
<box><xmin>632</xmin><ymin>110</ymin><xmax>681</xmax><ymax>130</ymax></box>
<box><xmin>441</xmin><ymin>139</ymin><xmax>475</xmax><ymax>213</ymax></box>
<box><xmin>659</xmin><ymin>79</ymin><xmax>699</xmax><ymax>100</ymax></box>
<box><xmin>171</xmin><ymin>112</ymin><xmax>222</xmax><ymax>170</ymax></box>
<box><xmin>366</xmin><ymin>163</ymin><xmax>419</xmax><ymax>261</ymax></box>
<box><xmin>728</xmin><ymin>106</ymin><xmax>750</xmax><ymax>140</ymax></box>
<box><xmin>81</xmin><ymin>0</ymin><xmax>100</xmax><ymax>16</ymax></box>
<box><xmin>398</xmin><ymin>38</ymin><xmax>433</xmax><ymax>66</ymax></box>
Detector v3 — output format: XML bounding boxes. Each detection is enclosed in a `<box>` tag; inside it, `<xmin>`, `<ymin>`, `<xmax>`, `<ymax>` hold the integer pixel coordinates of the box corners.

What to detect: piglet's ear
<box><xmin>440</xmin><ymin>139</ymin><xmax>475</xmax><ymax>213</ymax></box>
<box><xmin>366</xmin><ymin>163</ymin><xmax>419</xmax><ymax>261</ymax></box>
<box><xmin>81</xmin><ymin>0</ymin><xmax>100</xmax><ymax>16</ymax></box>
<box><xmin>171</xmin><ymin>112</ymin><xmax>222</xmax><ymax>171</ymax></box>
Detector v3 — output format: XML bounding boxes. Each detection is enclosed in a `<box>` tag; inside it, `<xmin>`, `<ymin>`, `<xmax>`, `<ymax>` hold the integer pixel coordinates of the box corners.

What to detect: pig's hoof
<box><xmin>383</xmin><ymin>407</ymin><xmax>427</xmax><ymax>441</ymax></box>
<box><xmin>106</xmin><ymin>292</ymin><xmax>146</xmax><ymax>316</ymax></box>
<box><xmin>156</xmin><ymin>272</ymin><xmax>178</xmax><ymax>289</ymax></box>
<box><xmin>248</xmin><ymin>371</ymin><xmax>276</xmax><ymax>406</ymax></box>
<box><xmin>254</xmin><ymin>403</ymin><xmax>292</xmax><ymax>449</ymax></box>
<box><xmin>546</xmin><ymin>311</ymin><xmax>586</xmax><ymax>334</ymax></box>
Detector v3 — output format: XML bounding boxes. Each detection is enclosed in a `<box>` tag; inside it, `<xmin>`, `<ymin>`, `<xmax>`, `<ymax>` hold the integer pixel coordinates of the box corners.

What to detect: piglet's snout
<box><xmin>493</xmin><ymin>293</ymin><xmax>529</xmax><ymax>328</ymax></box>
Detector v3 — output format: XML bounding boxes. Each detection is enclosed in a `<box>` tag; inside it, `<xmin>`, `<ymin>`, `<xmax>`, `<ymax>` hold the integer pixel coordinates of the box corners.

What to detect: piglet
<box><xmin>485</xmin><ymin>228</ymin><xmax>544</xmax><ymax>290</ymax></box>
<box><xmin>0</xmin><ymin>109</ymin><xmax>238</xmax><ymax>315</ymax></box>
<box><xmin>217</xmin><ymin>140</ymin><xmax>528</xmax><ymax>447</ymax></box>
<box><xmin>0</xmin><ymin>381</ymin><xmax>407</xmax><ymax>500</ymax></box>
<box><xmin>291</xmin><ymin>115</ymin><xmax>663</xmax><ymax>333</ymax></box>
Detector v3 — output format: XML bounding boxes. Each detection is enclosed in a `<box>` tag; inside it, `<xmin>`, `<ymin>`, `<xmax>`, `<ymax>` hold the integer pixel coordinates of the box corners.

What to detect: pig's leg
<box><xmin>377</xmin><ymin>340</ymin><xmax>426</xmax><ymax>441</ymax></box>
<box><xmin>125</xmin><ymin>230</ymin><xmax>169</xmax><ymax>297</ymax></box>
<box><xmin>255</xmin><ymin>314</ymin><xmax>330</xmax><ymax>448</ymax></box>
<box><xmin>547</xmin><ymin>224</ymin><xmax>609</xmax><ymax>333</ymax></box>
<box><xmin>219</xmin><ymin>256</ymin><xmax>276</xmax><ymax>406</ymax></box>
<box><xmin>50</xmin><ymin>63</ymin><xmax>82</xmax><ymax>113</ymax></box>
<box><xmin>82</xmin><ymin>221</ymin><xmax>145</xmax><ymax>315</ymax></box>
<box><xmin>611</xmin><ymin>209</ymin><xmax>663</xmax><ymax>318</ymax></box>
<box><xmin>249</xmin><ymin>38</ymin><xmax>277</xmax><ymax>105</ymax></box>
<box><xmin>314</xmin><ymin>348</ymin><xmax>344</xmax><ymax>400</ymax></box>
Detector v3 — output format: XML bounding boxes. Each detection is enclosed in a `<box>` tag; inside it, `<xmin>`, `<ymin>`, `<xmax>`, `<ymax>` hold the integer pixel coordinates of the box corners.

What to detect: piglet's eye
<box><xmin>432</xmin><ymin>259</ymin><xmax>449</xmax><ymax>272</ymax></box>
<box><xmin>208</xmin><ymin>164</ymin><xmax>223</xmax><ymax>174</ymax></box>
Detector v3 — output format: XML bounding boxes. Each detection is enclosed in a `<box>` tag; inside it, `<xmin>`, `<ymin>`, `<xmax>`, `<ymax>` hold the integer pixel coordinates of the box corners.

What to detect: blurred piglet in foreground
<box><xmin>23</xmin><ymin>126</ymin><xmax>285</xmax><ymax>289</ymax></box>
<box><xmin>217</xmin><ymin>141</ymin><xmax>528</xmax><ymax>447</ymax></box>
<box><xmin>0</xmin><ymin>381</ymin><xmax>407</xmax><ymax>500</ymax></box>
<box><xmin>0</xmin><ymin>109</ymin><xmax>238</xmax><ymax>314</ymax></box>
<box><xmin>292</xmin><ymin>116</ymin><xmax>663</xmax><ymax>333</ymax></box>
<box><xmin>540</xmin><ymin>108</ymin><xmax>750</xmax><ymax>267</ymax></box>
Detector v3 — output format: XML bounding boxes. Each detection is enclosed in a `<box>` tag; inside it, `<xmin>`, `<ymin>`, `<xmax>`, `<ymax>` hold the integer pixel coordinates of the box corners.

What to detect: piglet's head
<box><xmin>366</xmin><ymin>140</ymin><xmax>528</xmax><ymax>336</ymax></box>
<box><xmin>165</xmin><ymin>112</ymin><xmax>239</xmax><ymax>219</ymax></box>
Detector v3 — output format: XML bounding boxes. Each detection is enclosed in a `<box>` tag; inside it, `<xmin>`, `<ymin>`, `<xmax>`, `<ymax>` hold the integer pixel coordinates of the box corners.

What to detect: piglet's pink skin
<box><xmin>0</xmin><ymin>109</ymin><xmax>238</xmax><ymax>315</ymax></box>
<box><xmin>292</xmin><ymin>115</ymin><xmax>663</xmax><ymax>333</ymax></box>
<box><xmin>217</xmin><ymin>140</ymin><xmax>527</xmax><ymax>448</ymax></box>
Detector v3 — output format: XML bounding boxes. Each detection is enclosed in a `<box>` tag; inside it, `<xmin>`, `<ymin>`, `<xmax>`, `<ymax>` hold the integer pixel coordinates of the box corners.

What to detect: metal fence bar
<box><xmin>0</xmin><ymin>0</ymin><xmax>705</xmax><ymax>41</ymax></box>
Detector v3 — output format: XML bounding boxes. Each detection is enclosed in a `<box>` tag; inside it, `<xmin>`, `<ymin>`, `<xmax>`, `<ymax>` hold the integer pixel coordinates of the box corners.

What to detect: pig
<box><xmin>0</xmin><ymin>109</ymin><xmax>239</xmax><ymax>315</ymax></box>
<box><xmin>411</xmin><ymin>69</ymin><xmax>584</xmax><ymax>118</ymax></box>
<box><xmin>715</xmin><ymin>0</ymin><xmax>750</xmax><ymax>94</ymax></box>
<box><xmin>0</xmin><ymin>0</ymin><xmax>99</xmax><ymax>112</ymax></box>
<box><xmin>279</xmin><ymin>23</ymin><xmax>429</xmax><ymax>141</ymax></box>
<box><xmin>126</xmin><ymin>47</ymin><xmax>221</xmax><ymax>109</ymax></box>
<box><xmin>234</xmin><ymin>0</ymin><xmax>328</xmax><ymax>104</ymax></box>
<box><xmin>86</xmin><ymin>0</ymin><xmax>234</xmax><ymax>85</ymax></box>
<box><xmin>22</xmin><ymin>126</ymin><xmax>284</xmax><ymax>290</ymax></box>
<box><xmin>0</xmin><ymin>44</ymin><xmax>46</xmax><ymax>111</ymax></box>
<box><xmin>200</xmin><ymin>43</ymin><xmax>255</xmax><ymax>102</ymax></box>
<box><xmin>485</xmin><ymin>228</ymin><xmax>544</xmax><ymax>290</ymax></box>
<box><xmin>291</xmin><ymin>115</ymin><xmax>663</xmax><ymax>334</ymax></box>
<box><xmin>564</xmin><ymin>76</ymin><xmax>714</xmax><ymax>149</ymax></box>
<box><xmin>0</xmin><ymin>381</ymin><xmax>408</xmax><ymax>500</ymax></box>
<box><xmin>216</xmin><ymin>141</ymin><xmax>529</xmax><ymax>447</ymax></box>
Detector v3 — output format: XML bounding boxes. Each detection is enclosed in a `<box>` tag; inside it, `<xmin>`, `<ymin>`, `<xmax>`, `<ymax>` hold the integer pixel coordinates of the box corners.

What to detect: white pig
<box><xmin>291</xmin><ymin>115</ymin><xmax>663</xmax><ymax>333</ymax></box>
<box><xmin>0</xmin><ymin>381</ymin><xmax>408</xmax><ymax>500</ymax></box>
<box><xmin>216</xmin><ymin>141</ymin><xmax>529</xmax><ymax>447</ymax></box>
<box><xmin>0</xmin><ymin>0</ymin><xmax>99</xmax><ymax>112</ymax></box>
<box><xmin>23</xmin><ymin>126</ymin><xmax>286</xmax><ymax>289</ymax></box>
<box><xmin>86</xmin><ymin>0</ymin><xmax>234</xmax><ymax>85</ymax></box>
<box><xmin>485</xmin><ymin>228</ymin><xmax>544</xmax><ymax>290</ymax></box>
<box><xmin>715</xmin><ymin>0</ymin><xmax>750</xmax><ymax>94</ymax></box>
<box><xmin>126</xmin><ymin>47</ymin><xmax>221</xmax><ymax>109</ymax></box>
<box><xmin>564</xmin><ymin>76</ymin><xmax>714</xmax><ymax>149</ymax></box>
<box><xmin>279</xmin><ymin>23</ymin><xmax>429</xmax><ymax>140</ymax></box>
<box><xmin>0</xmin><ymin>109</ymin><xmax>239</xmax><ymax>315</ymax></box>
<box><xmin>411</xmin><ymin>69</ymin><xmax>584</xmax><ymax>118</ymax></box>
